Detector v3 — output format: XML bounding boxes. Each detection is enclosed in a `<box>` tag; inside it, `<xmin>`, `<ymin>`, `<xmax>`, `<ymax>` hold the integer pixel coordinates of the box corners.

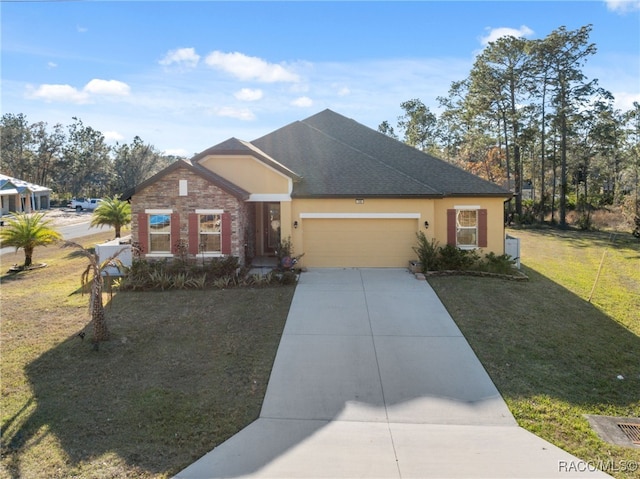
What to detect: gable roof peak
<box><xmin>192</xmin><ymin>136</ymin><xmax>301</xmax><ymax>180</ymax></box>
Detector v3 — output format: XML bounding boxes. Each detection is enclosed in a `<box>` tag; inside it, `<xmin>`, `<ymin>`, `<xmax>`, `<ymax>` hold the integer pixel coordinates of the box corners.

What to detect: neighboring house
<box><xmin>123</xmin><ymin>110</ymin><xmax>512</xmax><ymax>268</ymax></box>
<box><xmin>0</xmin><ymin>174</ymin><xmax>52</xmax><ymax>215</ymax></box>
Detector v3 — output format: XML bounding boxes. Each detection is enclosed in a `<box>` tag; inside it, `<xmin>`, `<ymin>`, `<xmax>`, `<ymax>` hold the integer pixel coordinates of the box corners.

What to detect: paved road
<box><xmin>0</xmin><ymin>220</ymin><xmax>102</xmax><ymax>257</ymax></box>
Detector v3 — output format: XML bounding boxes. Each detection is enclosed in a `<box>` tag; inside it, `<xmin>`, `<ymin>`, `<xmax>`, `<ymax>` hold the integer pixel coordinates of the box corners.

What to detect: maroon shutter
<box><xmin>170</xmin><ymin>213</ymin><xmax>181</xmax><ymax>254</ymax></box>
<box><xmin>137</xmin><ymin>213</ymin><xmax>149</xmax><ymax>254</ymax></box>
<box><xmin>478</xmin><ymin>209</ymin><xmax>488</xmax><ymax>247</ymax></box>
<box><xmin>221</xmin><ymin>212</ymin><xmax>232</xmax><ymax>255</ymax></box>
<box><xmin>446</xmin><ymin>209</ymin><xmax>456</xmax><ymax>246</ymax></box>
<box><xmin>188</xmin><ymin>213</ymin><xmax>199</xmax><ymax>255</ymax></box>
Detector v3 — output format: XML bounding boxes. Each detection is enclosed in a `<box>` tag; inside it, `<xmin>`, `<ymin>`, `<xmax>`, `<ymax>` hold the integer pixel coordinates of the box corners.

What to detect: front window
<box><xmin>456</xmin><ymin>210</ymin><xmax>477</xmax><ymax>248</ymax></box>
<box><xmin>199</xmin><ymin>214</ymin><xmax>221</xmax><ymax>253</ymax></box>
<box><xmin>149</xmin><ymin>214</ymin><xmax>171</xmax><ymax>252</ymax></box>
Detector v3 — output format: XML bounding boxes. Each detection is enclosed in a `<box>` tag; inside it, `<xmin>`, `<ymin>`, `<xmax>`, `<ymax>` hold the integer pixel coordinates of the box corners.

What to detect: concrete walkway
<box><xmin>176</xmin><ymin>269</ymin><xmax>609</xmax><ymax>478</ymax></box>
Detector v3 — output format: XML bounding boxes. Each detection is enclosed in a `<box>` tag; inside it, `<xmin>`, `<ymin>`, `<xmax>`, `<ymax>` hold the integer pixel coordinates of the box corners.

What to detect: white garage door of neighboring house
<box><xmin>301</xmin><ymin>216</ymin><xmax>419</xmax><ymax>268</ymax></box>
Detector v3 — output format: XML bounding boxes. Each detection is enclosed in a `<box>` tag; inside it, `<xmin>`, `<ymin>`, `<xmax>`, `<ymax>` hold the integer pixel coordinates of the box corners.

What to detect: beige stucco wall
<box><xmin>198</xmin><ymin>155</ymin><xmax>290</xmax><ymax>195</ymax></box>
<box><xmin>287</xmin><ymin>197</ymin><xmax>506</xmax><ymax>267</ymax></box>
<box><xmin>432</xmin><ymin>197</ymin><xmax>507</xmax><ymax>255</ymax></box>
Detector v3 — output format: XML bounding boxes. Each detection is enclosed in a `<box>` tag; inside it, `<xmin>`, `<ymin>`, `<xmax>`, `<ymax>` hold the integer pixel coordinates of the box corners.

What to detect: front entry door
<box><xmin>263</xmin><ymin>202</ymin><xmax>281</xmax><ymax>254</ymax></box>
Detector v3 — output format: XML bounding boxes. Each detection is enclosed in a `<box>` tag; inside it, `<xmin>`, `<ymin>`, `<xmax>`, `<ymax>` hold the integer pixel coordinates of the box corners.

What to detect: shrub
<box><xmin>206</xmin><ymin>256</ymin><xmax>240</xmax><ymax>279</ymax></box>
<box><xmin>438</xmin><ymin>244</ymin><xmax>480</xmax><ymax>270</ymax></box>
<box><xmin>275</xmin><ymin>236</ymin><xmax>304</xmax><ymax>271</ymax></box>
<box><xmin>576</xmin><ymin>212</ymin><xmax>594</xmax><ymax>231</ymax></box>
<box><xmin>482</xmin><ymin>252</ymin><xmax>516</xmax><ymax>274</ymax></box>
<box><xmin>413</xmin><ymin>232</ymin><xmax>440</xmax><ymax>271</ymax></box>
<box><xmin>412</xmin><ymin>236</ymin><xmax>517</xmax><ymax>276</ymax></box>
<box><xmin>279</xmin><ymin>271</ymin><xmax>298</xmax><ymax>285</ymax></box>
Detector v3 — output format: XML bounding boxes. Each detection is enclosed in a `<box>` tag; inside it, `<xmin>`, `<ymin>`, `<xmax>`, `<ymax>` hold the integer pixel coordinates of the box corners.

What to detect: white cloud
<box><xmin>162</xmin><ymin>148</ymin><xmax>190</xmax><ymax>157</ymax></box>
<box><xmin>84</xmin><ymin>79</ymin><xmax>130</xmax><ymax>96</ymax></box>
<box><xmin>234</xmin><ymin>88</ymin><xmax>263</xmax><ymax>101</ymax></box>
<box><xmin>481</xmin><ymin>25</ymin><xmax>534</xmax><ymax>46</ymax></box>
<box><xmin>27</xmin><ymin>79</ymin><xmax>131</xmax><ymax>104</ymax></box>
<box><xmin>605</xmin><ymin>0</ymin><xmax>640</xmax><ymax>12</ymax></box>
<box><xmin>28</xmin><ymin>84</ymin><xmax>90</xmax><ymax>104</ymax></box>
<box><xmin>215</xmin><ymin>106</ymin><xmax>256</xmax><ymax>121</ymax></box>
<box><xmin>205</xmin><ymin>51</ymin><xmax>300</xmax><ymax>83</ymax></box>
<box><xmin>159</xmin><ymin>47</ymin><xmax>200</xmax><ymax>68</ymax></box>
<box><xmin>612</xmin><ymin>91</ymin><xmax>640</xmax><ymax>111</ymax></box>
<box><xmin>77</xmin><ymin>25</ymin><xmax>88</xmax><ymax>33</ymax></box>
<box><xmin>103</xmin><ymin>131</ymin><xmax>124</xmax><ymax>142</ymax></box>
<box><xmin>47</xmin><ymin>62</ymin><xmax>57</xmax><ymax>69</ymax></box>
<box><xmin>291</xmin><ymin>96</ymin><xmax>313</xmax><ymax>108</ymax></box>
<box><xmin>336</xmin><ymin>86</ymin><xmax>351</xmax><ymax>96</ymax></box>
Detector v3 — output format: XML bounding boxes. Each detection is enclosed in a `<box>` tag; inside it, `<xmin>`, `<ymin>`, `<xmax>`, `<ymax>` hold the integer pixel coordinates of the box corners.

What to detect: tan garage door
<box><xmin>302</xmin><ymin>218</ymin><xmax>418</xmax><ymax>267</ymax></box>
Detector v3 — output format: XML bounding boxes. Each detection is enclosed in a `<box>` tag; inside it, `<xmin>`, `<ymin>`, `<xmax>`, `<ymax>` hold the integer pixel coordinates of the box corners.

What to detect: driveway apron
<box><xmin>176</xmin><ymin>269</ymin><xmax>609</xmax><ymax>478</ymax></box>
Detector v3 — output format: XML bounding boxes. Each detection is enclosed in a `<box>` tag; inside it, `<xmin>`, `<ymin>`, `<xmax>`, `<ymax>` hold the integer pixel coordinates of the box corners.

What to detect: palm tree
<box><xmin>0</xmin><ymin>212</ymin><xmax>62</xmax><ymax>268</ymax></box>
<box><xmin>63</xmin><ymin>241</ymin><xmax>126</xmax><ymax>344</ymax></box>
<box><xmin>90</xmin><ymin>196</ymin><xmax>132</xmax><ymax>238</ymax></box>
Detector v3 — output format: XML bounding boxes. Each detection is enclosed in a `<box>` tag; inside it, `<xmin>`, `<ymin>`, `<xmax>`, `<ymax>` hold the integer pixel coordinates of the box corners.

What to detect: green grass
<box><xmin>429</xmin><ymin>227</ymin><xmax>640</xmax><ymax>479</ymax></box>
<box><xmin>1</xmin><ymin>235</ymin><xmax>295</xmax><ymax>479</ymax></box>
<box><xmin>2</xmin><ymin>227</ymin><xmax>638</xmax><ymax>478</ymax></box>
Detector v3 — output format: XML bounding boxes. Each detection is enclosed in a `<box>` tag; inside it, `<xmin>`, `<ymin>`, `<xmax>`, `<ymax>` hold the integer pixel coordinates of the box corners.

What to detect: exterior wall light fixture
<box><xmin>293</xmin><ymin>220</ymin><xmax>299</xmax><ymax>229</ymax></box>
<box><xmin>424</xmin><ymin>220</ymin><xmax>429</xmax><ymax>229</ymax></box>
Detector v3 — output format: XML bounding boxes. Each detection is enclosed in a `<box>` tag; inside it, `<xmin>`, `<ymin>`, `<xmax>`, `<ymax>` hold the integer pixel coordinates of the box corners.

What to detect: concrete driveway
<box><xmin>176</xmin><ymin>269</ymin><xmax>609</xmax><ymax>478</ymax></box>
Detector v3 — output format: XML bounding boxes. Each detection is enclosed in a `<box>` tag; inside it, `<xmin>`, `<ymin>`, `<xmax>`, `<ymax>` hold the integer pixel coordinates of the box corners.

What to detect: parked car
<box><xmin>67</xmin><ymin>198</ymin><xmax>102</xmax><ymax>211</ymax></box>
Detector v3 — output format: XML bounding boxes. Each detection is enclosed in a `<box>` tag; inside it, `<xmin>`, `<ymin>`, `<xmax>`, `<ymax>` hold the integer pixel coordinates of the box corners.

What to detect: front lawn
<box><xmin>0</xmin><ymin>234</ymin><xmax>294</xmax><ymax>479</ymax></box>
<box><xmin>429</xmin><ymin>227</ymin><xmax>640</xmax><ymax>479</ymax></box>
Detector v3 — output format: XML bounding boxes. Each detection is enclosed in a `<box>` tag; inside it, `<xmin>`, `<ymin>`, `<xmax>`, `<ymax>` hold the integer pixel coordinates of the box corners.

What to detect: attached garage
<box><xmin>300</xmin><ymin>214</ymin><xmax>420</xmax><ymax>268</ymax></box>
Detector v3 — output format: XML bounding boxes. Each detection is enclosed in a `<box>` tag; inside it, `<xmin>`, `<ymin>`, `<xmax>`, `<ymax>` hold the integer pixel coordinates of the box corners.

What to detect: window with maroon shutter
<box><xmin>478</xmin><ymin>209</ymin><xmax>488</xmax><ymax>247</ymax></box>
<box><xmin>188</xmin><ymin>213</ymin><xmax>199</xmax><ymax>255</ymax></box>
<box><xmin>448</xmin><ymin>208</ymin><xmax>487</xmax><ymax>248</ymax></box>
<box><xmin>447</xmin><ymin>209</ymin><xmax>456</xmax><ymax>245</ymax></box>
<box><xmin>138</xmin><ymin>212</ymin><xmax>149</xmax><ymax>254</ymax></box>
<box><xmin>221</xmin><ymin>213</ymin><xmax>231</xmax><ymax>255</ymax></box>
<box><xmin>147</xmin><ymin>212</ymin><xmax>172</xmax><ymax>253</ymax></box>
<box><xmin>170</xmin><ymin>213</ymin><xmax>181</xmax><ymax>254</ymax></box>
<box><xmin>198</xmin><ymin>213</ymin><xmax>222</xmax><ymax>253</ymax></box>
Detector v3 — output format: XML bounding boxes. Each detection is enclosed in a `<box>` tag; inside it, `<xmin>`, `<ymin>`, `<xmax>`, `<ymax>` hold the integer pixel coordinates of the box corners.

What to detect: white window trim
<box><xmin>455</xmin><ymin>208</ymin><xmax>479</xmax><ymax>250</ymax></box>
<box><xmin>145</xmin><ymin>208</ymin><xmax>173</xmax><ymax>214</ymax></box>
<box><xmin>248</xmin><ymin>193</ymin><xmax>292</xmax><ymax>202</ymax></box>
<box><xmin>196</xmin><ymin>209</ymin><xmax>224</xmax><ymax>214</ymax></box>
<box><xmin>179</xmin><ymin>179</ymin><xmax>188</xmax><ymax>196</ymax></box>
<box><xmin>197</xmin><ymin>211</ymin><xmax>222</xmax><ymax>254</ymax></box>
<box><xmin>454</xmin><ymin>205</ymin><xmax>481</xmax><ymax>210</ymax></box>
<box><xmin>300</xmin><ymin>212</ymin><xmax>420</xmax><ymax>219</ymax></box>
<box><xmin>146</xmin><ymin>209</ymin><xmax>173</xmax><ymax>254</ymax></box>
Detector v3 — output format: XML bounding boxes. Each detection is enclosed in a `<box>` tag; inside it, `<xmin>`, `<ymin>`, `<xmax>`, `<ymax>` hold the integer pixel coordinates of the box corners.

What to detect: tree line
<box><xmin>379</xmin><ymin>25</ymin><xmax>639</xmax><ymax>229</ymax></box>
<box><xmin>0</xmin><ymin>114</ymin><xmax>181</xmax><ymax>201</ymax></box>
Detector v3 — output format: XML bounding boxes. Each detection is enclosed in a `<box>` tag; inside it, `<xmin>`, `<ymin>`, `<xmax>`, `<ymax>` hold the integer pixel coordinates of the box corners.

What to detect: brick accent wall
<box><xmin>131</xmin><ymin>166</ymin><xmax>249</xmax><ymax>263</ymax></box>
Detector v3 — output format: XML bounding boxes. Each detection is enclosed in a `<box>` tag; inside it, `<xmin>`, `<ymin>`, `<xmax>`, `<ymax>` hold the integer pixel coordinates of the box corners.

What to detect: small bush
<box><xmin>413</xmin><ymin>232</ymin><xmax>440</xmax><ymax>271</ymax></box>
<box><xmin>275</xmin><ymin>236</ymin><xmax>304</xmax><ymax>271</ymax></box>
<box><xmin>279</xmin><ymin>271</ymin><xmax>298</xmax><ymax>285</ymax></box>
<box><xmin>412</xmin><ymin>236</ymin><xmax>516</xmax><ymax>275</ymax></box>
<box><xmin>206</xmin><ymin>256</ymin><xmax>240</xmax><ymax>278</ymax></box>
<box><xmin>482</xmin><ymin>252</ymin><xmax>516</xmax><ymax>274</ymax></box>
<box><xmin>438</xmin><ymin>244</ymin><xmax>480</xmax><ymax>270</ymax></box>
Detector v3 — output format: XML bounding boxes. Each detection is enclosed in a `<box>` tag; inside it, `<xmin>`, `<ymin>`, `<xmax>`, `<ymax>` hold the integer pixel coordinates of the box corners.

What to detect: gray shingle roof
<box><xmin>251</xmin><ymin>109</ymin><xmax>511</xmax><ymax>198</ymax></box>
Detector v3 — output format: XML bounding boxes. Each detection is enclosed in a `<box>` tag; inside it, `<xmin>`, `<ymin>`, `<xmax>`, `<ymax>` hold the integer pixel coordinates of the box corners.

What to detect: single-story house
<box><xmin>0</xmin><ymin>174</ymin><xmax>52</xmax><ymax>215</ymax></box>
<box><xmin>123</xmin><ymin>109</ymin><xmax>512</xmax><ymax>268</ymax></box>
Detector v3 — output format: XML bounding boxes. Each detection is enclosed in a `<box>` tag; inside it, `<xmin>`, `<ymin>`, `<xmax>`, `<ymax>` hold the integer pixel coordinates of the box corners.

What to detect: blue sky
<box><xmin>2</xmin><ymin>1</ymin><xmax>639</xmax><ymax>157</ymax></box>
